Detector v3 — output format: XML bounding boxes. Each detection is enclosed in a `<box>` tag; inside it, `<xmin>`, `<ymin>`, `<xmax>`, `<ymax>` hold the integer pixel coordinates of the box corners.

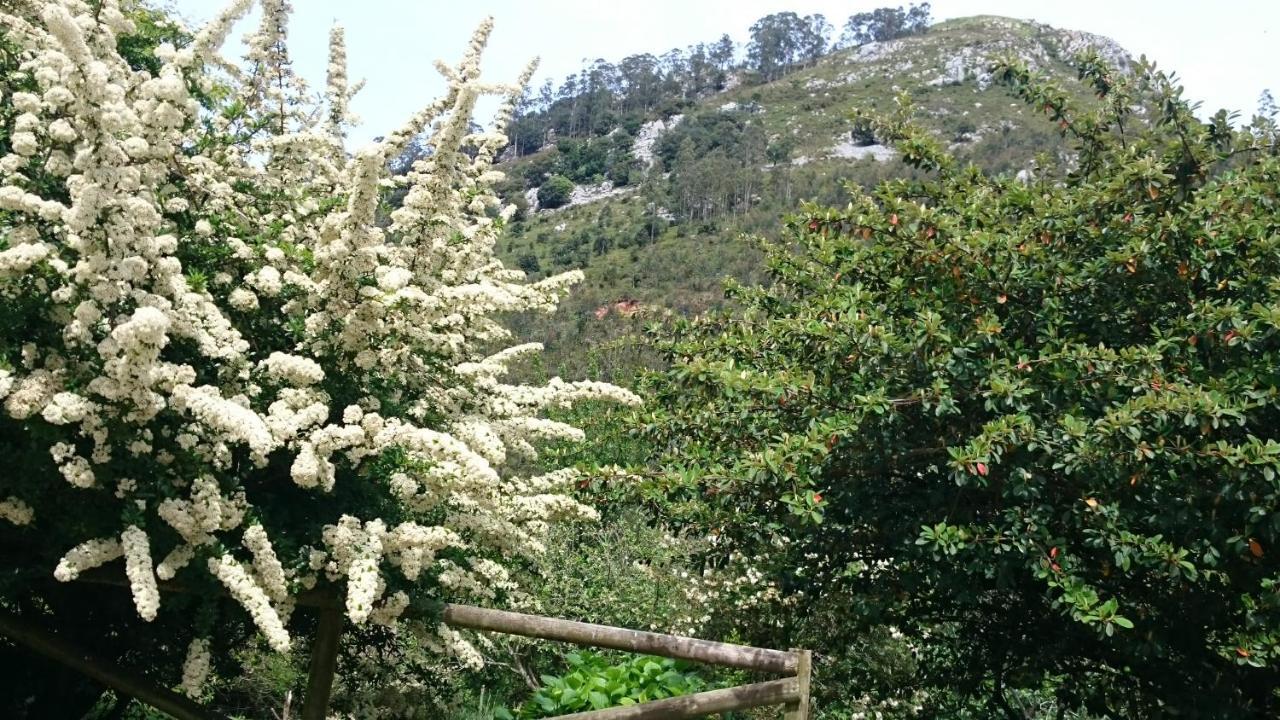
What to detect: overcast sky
<box><xmin>172</xmin><ymin>0</ymin><xmax>1278</xmax><ymax>145</ymax></box>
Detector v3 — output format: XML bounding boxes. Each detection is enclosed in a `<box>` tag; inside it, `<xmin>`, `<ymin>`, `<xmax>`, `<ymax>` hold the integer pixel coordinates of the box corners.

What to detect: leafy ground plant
<box><xmin>499</xmin><ymin>651</ymin><xmax>714</xmax><ymax>718</ymax></box>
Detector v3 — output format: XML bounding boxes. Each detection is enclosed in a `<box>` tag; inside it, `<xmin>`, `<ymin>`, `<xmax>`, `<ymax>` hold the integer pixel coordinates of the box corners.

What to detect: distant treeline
<box><xmin>506</xmin><ymin>4</ymin><xmax>931</xmax><ymax>157</ymax></box>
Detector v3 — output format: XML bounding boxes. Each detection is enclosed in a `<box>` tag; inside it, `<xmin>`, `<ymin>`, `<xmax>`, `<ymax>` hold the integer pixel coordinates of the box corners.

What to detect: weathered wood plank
<box><xmin>442</xmin><ymin>603</ymin><xmax>798</xmax><ymax>674</ymax></box>
<box><xmin>549</xmin><ymin>677</ymin><xmax>799</xmax><ymax>720</ymax></box>
<box><xmin>0</xmin><ymin>610</ymin><xmax>229</xmax><ymax>720</ymax></box>
<box><xmin>301</xmin><ymin>606</ymin><xmax>343</xmax><ymax>720</ymax></box>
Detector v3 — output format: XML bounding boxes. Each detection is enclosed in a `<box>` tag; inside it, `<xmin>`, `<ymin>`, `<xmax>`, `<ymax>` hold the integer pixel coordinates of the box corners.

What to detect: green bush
<box><xmin>538</xmin><ymin>175</ymin><xmax>575</xmax><ymax>209</ymax></box>
<box><xmin>516</xmin><ymin>252</ymin><xmax>541</xmax><ymax>275</ymax></box>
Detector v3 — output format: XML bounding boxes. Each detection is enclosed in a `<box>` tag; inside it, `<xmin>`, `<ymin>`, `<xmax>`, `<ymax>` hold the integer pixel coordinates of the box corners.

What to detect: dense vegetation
<box><xmin>627</xmin><ymin>55</ymin><xmax>1280</xmax><ymax>717</ymax></box>
<box><xmin>3</xmin><ymin>2</ymin><xmax>1279</xmax><ymax>720</ymax></box>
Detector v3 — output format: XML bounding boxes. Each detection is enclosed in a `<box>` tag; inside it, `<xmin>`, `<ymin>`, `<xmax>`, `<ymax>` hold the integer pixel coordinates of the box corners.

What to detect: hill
<box><xmin>491</xmin><ymin>15</ymin><xmax>1134</xmax><ymax>379</ymax></box>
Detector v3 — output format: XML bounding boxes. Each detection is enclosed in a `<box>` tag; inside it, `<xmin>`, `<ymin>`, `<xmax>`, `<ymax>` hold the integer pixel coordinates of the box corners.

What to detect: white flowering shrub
<box><xmin>0</xmin><ymin>0</ymin><xmax>638</xmax><ymax>685</ymax></box>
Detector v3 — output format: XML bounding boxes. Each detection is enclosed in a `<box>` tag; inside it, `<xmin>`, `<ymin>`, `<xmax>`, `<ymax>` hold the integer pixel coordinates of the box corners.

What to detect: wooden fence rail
<box><xmin>441</xmin><ymin>603</ymin><xmax>798</xmax><ymax>674</ymax></box>
<box><xmin>3</xmin><ymin>568</ymin><xmax>812</xmax><ymax>719</ymax></box>
<box><xmin>436</xmin><ymin>605</ymin><xmax>812</xmax><ymax>719</ymax></box>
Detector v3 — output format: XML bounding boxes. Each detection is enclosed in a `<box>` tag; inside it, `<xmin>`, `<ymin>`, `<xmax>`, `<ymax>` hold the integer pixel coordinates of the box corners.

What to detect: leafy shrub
<box><xmin>850</xmin><ymin>114</ymin><xmax>877</xmax><ymax>145</ymax></box>
<box><xmin>538</xmin><ymin>175</ymin><xmax>576</xmax><ymax>208</ymax></box>
<box><xmin>517</xmin><ymin>253</ymin><xmax>542</xmax><ymax>275</ymax></box>
<box><xmin>606</xmin><ymin>160</ymin><xmax>635</xmax><ymax>187</ymax></box>
<box><xmin>555</xmin><ymin>139</ymin><xmax>609</xmax><ymax>182</ymax></box>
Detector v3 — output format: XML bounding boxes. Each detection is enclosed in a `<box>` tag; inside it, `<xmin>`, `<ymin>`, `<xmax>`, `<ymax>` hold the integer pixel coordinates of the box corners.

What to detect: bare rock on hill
<box><xmin>633</xmin><ymin>114</ymin><xmax>684</xmax><ymax>168</ymax></box>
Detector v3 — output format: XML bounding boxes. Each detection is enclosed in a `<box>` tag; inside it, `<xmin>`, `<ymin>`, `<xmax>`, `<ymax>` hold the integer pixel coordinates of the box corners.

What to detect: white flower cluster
<box><xmin>180</xmin><ymin>637</ymin><xmax>212</xmax><ymax>698</ymax></box>
<box><xmin>0</xmin><ymin>0</ymin><xmax>639</xmax><ymax>661</ymax></box>
<box><xmin>121</xmin><ymin>525</ymin><xmax>160</xmax><ymax>621</ymax></box>
<box><xmin>208</xmin><ymin>554</ymin><xmax>291</xmax><ymax>652</ymax></box>
<box><xmin>0</xmin><ymin>496</ymin><xmax>34</xmax><ymax>526</ymax></box>
<box><xmin>325</xmin><ymin>25</ymin><xmax>351</xmax><ymax>134</ymax></box>
<box><xmin>53</xmin><ymin>537</ymin><xmax>123</xmax><ymax>582</ymax></box>
<box><xmin>258</xmin><ymin>352</ymin><xmax>325</xmax><ymax>387</ymax></box>
<box><xmin>242</xmin><ymin>524</ymin><xmax>289</xmax><ymax>603</ymax></box>
<box><xmin>671</xmin><ymin>552</ymin><xmax>783</xmax><ymax>637</ymax></box>
<box><xmin>430</xmin><ymin>622</ymin><xmax>485</xmax><ymax>670</ymax></box>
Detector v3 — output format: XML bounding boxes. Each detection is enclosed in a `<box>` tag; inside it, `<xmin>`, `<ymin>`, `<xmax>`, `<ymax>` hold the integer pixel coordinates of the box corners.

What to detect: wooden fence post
<box><xmin>0</xmin><ymin>610</ymin><xmax>229</xmax><ymax>720</ymax></box>
<box><xmin>783</xmin><ymin>648</ymin><xmax>811</xmax><ymax>720</ymax></box>
<box><xmin>300</xmin><ymin>606</ymin><xmax>343</xmax><ymax>720</ymax></box>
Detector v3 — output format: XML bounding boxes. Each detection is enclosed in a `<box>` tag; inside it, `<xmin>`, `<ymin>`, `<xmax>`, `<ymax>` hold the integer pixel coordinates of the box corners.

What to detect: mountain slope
<box><xmin>495</xmin><ymin>16</ymin><xmax>1133</xmax><ymax>379</ymax></box>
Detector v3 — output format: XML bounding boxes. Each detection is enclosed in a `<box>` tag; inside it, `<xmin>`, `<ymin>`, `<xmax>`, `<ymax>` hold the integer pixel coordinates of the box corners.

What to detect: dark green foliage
<box><xmin>518</xmin><ymin>152</ymin><xmax>556</xmax><ymax>187</ymax></box>
<box><xmin>548</xmin><ymin>134</ymin><xmax>637</xmax><ymax>187</ymax></box>
<box><xmin>640</xmin><ymin>54</ymin><xmax>1280</xmax><ymax>717</ymax></box>
<box><xmin>850</xmin><ymin>115</ymin><xmax>878</xmax><ymax>146</ymax></box>
<box><xmin>554</xmin><ymin>138</ymin><xmax>608</xmax><ymax>181</ymax></box>
<box><xmin>537</xmin><ymin>175</ymin><xmax>575</xmax><ymax>209</ymax></box>
<box><xmin>653</xmin><ymin>111</ymin><xmax>751</xmax><ymax>166</ymax></box>
<box><xmin>516</xmin><ymin>252</ymin><xmax>541</xmax><ymax>275</ymax></box>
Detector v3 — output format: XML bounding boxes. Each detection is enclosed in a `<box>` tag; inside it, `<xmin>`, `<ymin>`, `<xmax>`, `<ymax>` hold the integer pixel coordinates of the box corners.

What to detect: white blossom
<box><xmin>54</xmin><ymin>537</ymin><xmax>123</xmax><ymax>581</ymax></box>
<box><xmin>122</xmin><ymin>525</ymin><xmax>160</xmax><ymax>621</ymax></box>
<box><xmin>258</xmin><ymin>352</ymin><xmax>325</xmax><ymax>387</ymax></box>
<box><xmin>243</xmin><ymin>524</ymin><xmax>289</xmax><ymax>603</ymax></box>
<box><xmin>180</xmin><ymin>637</ymin><xmax>212</xmax><ymax>697</ymax></box>
<box><xmin>0</xmin><ymin>496</ymin><xmax>34</xmax><ymax>526</ymax></box>
<box><xmin>208</xmin><ymin>554</ymin><xmax>291</xmax><ymax>652</ymax></box>
<box><xmin>156</xmin><ymin>543</ymin><xmax>196</xmax><ymax>580</ymax></box>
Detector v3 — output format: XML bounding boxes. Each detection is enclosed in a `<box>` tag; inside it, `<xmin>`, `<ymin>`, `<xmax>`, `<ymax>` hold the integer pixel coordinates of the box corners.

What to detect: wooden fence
<box><xmin>0</xmin><ymin>569</ymin><xmax>811</xmax><ymax>719</ymax></box>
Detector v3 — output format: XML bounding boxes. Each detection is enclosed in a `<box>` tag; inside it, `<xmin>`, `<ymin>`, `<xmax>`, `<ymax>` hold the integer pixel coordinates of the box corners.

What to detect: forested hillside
<box><xmin>480</xmin><ymin>7</ymin><xmax>1132</xmax><ymax>377</ymax></box>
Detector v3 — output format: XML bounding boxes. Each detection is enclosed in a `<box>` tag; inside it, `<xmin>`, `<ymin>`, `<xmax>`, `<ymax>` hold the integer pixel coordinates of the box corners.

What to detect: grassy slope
<box><xmin>497</xmin><ymin>16</ymin><xmax>1125</xmax><ymax>378</ymax></box>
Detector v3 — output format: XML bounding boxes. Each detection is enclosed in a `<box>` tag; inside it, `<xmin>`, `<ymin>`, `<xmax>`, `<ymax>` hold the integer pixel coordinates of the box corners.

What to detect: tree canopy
<box><xmin>745</xmin><ymin>12</ymin><xmax>831</xmax><ymax>83</ymax></box>
<box><xmin>839</xmin><ymin>3</ymin><xmax>932</xmax><ymax>49</ymax></box>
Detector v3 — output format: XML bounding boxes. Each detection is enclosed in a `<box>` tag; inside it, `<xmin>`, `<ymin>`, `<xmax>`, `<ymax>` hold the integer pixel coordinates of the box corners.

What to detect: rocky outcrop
<box><xmin>528</xmin><ymin>181</ymin><xmax>636</xmax><ymax>215</ymax></box>
<box><xmin>633</xmin><ymin>114</ymin><xmax>683</xmax><ymax>168</ymax></box>
<box><xmin>829</xmin><ymin>139</ymin><xmax>897</xmax><ymax>162</ymax></box>
<box><xmin>838</xmin><ymin>16</ymin><xmax>1132</xmax><ymax>97</ymax></box>
<box><xmin>794</xmin><ymin>138</ymin><xmax>897</xmax><ymax>165</ymax></box>
<box><xmin>1054</xmin><ymin>28</ymin><xmax>1131</xmax><ymax>72</ymax></box>
<box><xmin>927</xmin><ymin>47</ymin><xmax>995</xmax><ymax>90</ymax></box>
<box><xmin>568</xmin><ymin>180</ymin><xmax>633</xmax><ymax>207</ymax></box>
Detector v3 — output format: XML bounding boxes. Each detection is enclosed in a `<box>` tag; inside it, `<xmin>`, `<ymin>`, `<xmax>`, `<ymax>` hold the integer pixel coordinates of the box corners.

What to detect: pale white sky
<box><xmin>172</xmin><ymin>0</ymin><xmax>1278</xmax><ymax>145</ymax></box>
